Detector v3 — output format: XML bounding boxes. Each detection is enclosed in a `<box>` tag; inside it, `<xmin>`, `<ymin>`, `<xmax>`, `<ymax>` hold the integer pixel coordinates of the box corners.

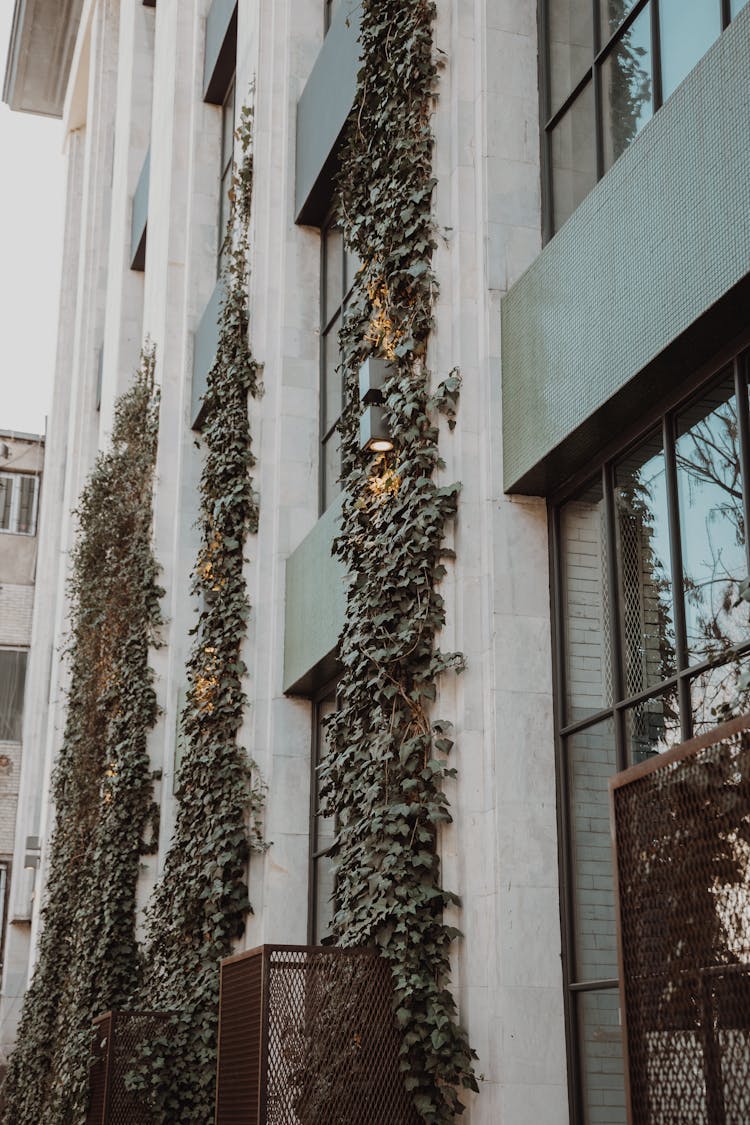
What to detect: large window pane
<box><xmin>312</xmin><ymin>696</ymin><xmax>336</xmax><ymax>943</ymax></box>
<box><xmin>578</xmin><ymin>990</ymin><xmax>627</xmax><ymax>1125</ymax></box>
<box><xmin>675</xmin><ymin>376</ymin><xmax>748</xmax><ymax>665</ymax></box>
<box><xmin>0</xmin><ymin>650</ymin><xmax>27</xmax><ymax>742</ymax></box>
<box><xmin>568</xmin><ymin>719</ymin><xmax>619</xmax><ymax>982</ymax></box>
<box><xmin>324</xmin><ymin>226</ymin><xmax>344</xmax><ymax>325</ymax></box>
<box><xmin>548</xmin><ymin>0</ymin><xmax>592</xmax><ymax>117</ymax></box>
<box><xmin>600</xmin><ymin>0</ymin><xmax>640</xmax><ymax>40</ymax></box>
<box><xmin>614</xmin><ymin>431</ymin><xmax>676</xmax><ymax>697</ymax></box>
<box><xmin>659</xmin><ymin>0</ymin><xmax>721</xmax><ymax>102</ymax></box>
<box><xmin>624</xmin><ymin>688</ymin><xmax>680</xmax><ymax>764</ymax></box>
<box><xmin>551</xmin><ymin>80</ymin><xmax>597</xmax><ymax>232</ymax></box>
<box><xmin>562</xmin><ymin>480</ymin><xmax>613</xmax><ymax>723</ymax></box>
<box><xmin>601</xmin><ymin>4</ymin><xmax>653</xmax><ymax>172</ymax></box>
<box><xmin>323</xmin><ymin>320</ymin><xmax>342</xmax><ymax>434</ymax></box>
<box><xmin>691</xmin><ymin>658</ymin><xmax>750</xmax><ymax>735</ymax></box>
<box><xmin>323</xmin><ymin>429</ymin><xmax>342</xmax><ymax>510</ymax></box>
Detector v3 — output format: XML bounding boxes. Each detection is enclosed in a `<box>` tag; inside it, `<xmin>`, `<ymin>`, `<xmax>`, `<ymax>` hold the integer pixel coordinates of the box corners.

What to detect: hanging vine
<box><xmin>321</xmin><ymin>1</ymin><xmax>477</xmax><ymax>1121</ymax></box>
<box><xmin>1</xmin><ymin>351</ymin><xmax>162</xmax><ymax>1125</ymax></box>
<box><xmin>130</xmin><ymin>101</ymin><xmax>266</xmax><ymax>1123</ymax></box>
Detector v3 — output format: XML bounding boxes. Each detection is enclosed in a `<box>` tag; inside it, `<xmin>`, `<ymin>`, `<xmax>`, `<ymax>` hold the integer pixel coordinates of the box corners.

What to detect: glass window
<box><xmin>0</xmin><ymin>474</ymin><xmax>38</xmax><ymax>536</ymax></box>
<box><xmin>548</xmin><ymin>0</ymin><xmax>593</xmax><ymax>117</ymax></box>
<box><xmin>614</xmin><ymin>432</ymin><xmax>675</xmax><ymax>696</ymax></box>
<box><xmin>310</xmin><ymin>692</ymin><xmax>337</xmax><ymax>944</ymax></box>
<box><xmin>659</xmin><ymin>0</ymin><xmax>721</xmax><ymax>102</ymax></box>
<box><xmin>320</xmin><ymin>222</ymin><xmax>351</xmax><ymax>512</ymax></box>
<box><xmin>577</xmin><ymin>990</ymin><xmax>627</xmax><ymax>1125</ymax></box>
<box><xmin>562</xmin><ymin>479</ymin><xmax>612</xmax><ymax>724</ymax></box>
<box><xmin>568</xmin><ymin>720</ymin><xmax>619</xmax><ymax>982</ymax></box>
<box><xmin>553</xmin><ymin>344</ymin><xmax>750</xmax><ymax>1121</ymax></box>
<box><xmin>550</xmin><ymin>81</ymin><xmax>597</xmax><ymax>232</ymax></box>
<box><xmin>544</xmin><ymin>0</ymin><xmax>737</xmax><ymax>235</ymax></box>
<box><xmin>675</xmin><ymin>376</ymin><xmax>747</xmax><ymax>665</ymax></box>
<box><xmin>0</xmin><ymin>650</ymin><xmax>27</xmax><ymax>742</ymax></box>
<box><xmin>601</xmin><ymin>3</ymin><xmax>653</xmax><ymax>172</ymax></box>
<box><xmin>217</xmin><ymin>75</ymin><xmax>236</xmax><ymax>274</ymax></box>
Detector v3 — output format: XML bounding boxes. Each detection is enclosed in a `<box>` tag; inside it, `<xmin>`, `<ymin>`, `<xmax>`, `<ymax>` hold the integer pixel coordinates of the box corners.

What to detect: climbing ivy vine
<box><xmin>1</xmin><ymin>351</ymin><xmax>162</xmax><ymax>1125</ymax></box>
<box><xmin>321</xmin><ymin>1</ymin><xmax>477</xmax><ymax>1121</ymax></box>
<box><xmin>131</xmin><ymin>101</ymin><xmax>265</xmax><ymax>1123</ymax></box>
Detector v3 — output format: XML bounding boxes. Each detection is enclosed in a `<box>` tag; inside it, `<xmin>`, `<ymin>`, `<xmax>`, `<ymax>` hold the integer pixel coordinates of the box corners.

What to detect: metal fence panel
<box><xmin>611</xmin><ymin>714</ymin><xmax>750</xmax><ymax>1124</ymax></box>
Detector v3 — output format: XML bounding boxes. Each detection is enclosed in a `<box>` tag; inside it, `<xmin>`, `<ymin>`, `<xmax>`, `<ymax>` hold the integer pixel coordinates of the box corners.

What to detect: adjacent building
<box><xmin>3</xmin><ymin>0</ymin><xmax>750</xmax><ymax>1120</ymax></box>
<box><xmin>0</xmin><ymin>430</ymin><xmax>43</xmax><ymax>1068</ymax></box>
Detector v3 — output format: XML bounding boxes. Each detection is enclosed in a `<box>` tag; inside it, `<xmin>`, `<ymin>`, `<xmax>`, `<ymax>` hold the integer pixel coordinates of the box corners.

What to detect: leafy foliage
<box><xmin>1</xmin><ymin>351</ymin><xmax>162</xmax><ymax>1125</ymax></box>
<box><xmin>322</xmin><ymin>2</ymin><xmax>477</xmax><ymax>1120</ymax></box>
<box><xmin>130</xmin><ymin>102</ymin><xmax>266</xmax><ymax>1123</ymax></box>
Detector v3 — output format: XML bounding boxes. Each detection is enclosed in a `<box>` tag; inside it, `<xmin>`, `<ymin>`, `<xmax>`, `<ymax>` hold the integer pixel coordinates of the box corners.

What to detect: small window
<box><xmin>0</xmin><ymin>474</ymin><xmax>39</xmax><ymax>536</ymax></box>
<box><xmin>309</xmin><ymin>690</ymin><xmax>337</xmax><ymax>944</ymax></box>
<box><xmin>217</xmin><ymin>74</ymin><xmax>237</xmax><ymax>275</ymax></box>
<box><xmin>0</xmin><ymin>650</ymin><xmax>28</xmax><ymax>743</ymax></box>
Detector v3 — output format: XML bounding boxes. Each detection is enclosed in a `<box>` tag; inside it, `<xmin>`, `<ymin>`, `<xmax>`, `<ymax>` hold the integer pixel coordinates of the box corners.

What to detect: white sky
<box><xmin>0</xmin><ymin>3</ymin><xmax>65</xmax><ymax>438</ymax></box>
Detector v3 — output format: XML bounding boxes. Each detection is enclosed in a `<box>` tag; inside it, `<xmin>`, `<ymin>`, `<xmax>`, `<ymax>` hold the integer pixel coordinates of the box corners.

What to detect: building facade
<box><xmin>3</xmin><ymin>0</ymin><xmax>750</xmax><ymax>1121</ymax></box>
<box><xmin>0</xmin><ymin>430</ymin><xmax>43</xmax><ymax>1069</ymax></box>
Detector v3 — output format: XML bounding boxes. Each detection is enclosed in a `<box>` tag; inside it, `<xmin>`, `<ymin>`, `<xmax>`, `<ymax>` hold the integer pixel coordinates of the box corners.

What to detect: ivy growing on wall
<box><xmin>321</xmin><ymin>1</ymin><xmax>477</xmax><ymax>1121</ymax></box>
<box><xmin>130</xmin><ymin>102</ymin><xmax>266</xmax><ymax>1123</ymax></box>
<box><xmin>2</xmin><ymin>351</ymin><xmax>162</xmax><ymax>1125</ymax></box>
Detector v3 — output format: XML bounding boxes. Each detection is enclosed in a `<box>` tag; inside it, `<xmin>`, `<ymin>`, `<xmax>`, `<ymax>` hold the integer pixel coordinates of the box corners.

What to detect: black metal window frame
<box><xmin>549</xmin><ymin>332</ymin><xmax>750</xmax><ymax>1122</ymax></box>
<box><xmin>538</xmin><ymin>0</ymin><xmax>738</xmax><ymax>242</ymax></box>
<box><xmin>324</xmin><ymin>0</ymin><xmax>337</xmax><ymax>33</ymax></box>
<box><xmin>307</xmin><ymin>681</ymin><xmax>339</xmax><ymax>945</ymax></box>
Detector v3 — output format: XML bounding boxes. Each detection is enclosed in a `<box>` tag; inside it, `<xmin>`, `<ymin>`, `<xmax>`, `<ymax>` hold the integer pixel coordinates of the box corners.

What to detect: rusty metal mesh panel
<box><xmin>85</xmin><ymin>1013</ymin><xmax>112</xmax><ymax>1125</ymax></box>
<box><xmin>85</xmin><ymin>1011</ymin><xmax>168</xmax><ymax>1125</ymax></box>
<box><xmin>216</xmin><ymin>951</ymin><xmax>263</xmax><ymax>1125</ymax></box>
<box><xmin>265</xmin><ymin>948</ymin><xmax>420</xmax><ymax>1125</ymax></box>
<box><xmin>612</xmin><ymin>718</ymin><xmax>750</xmax><ymax>1124</ymax></box>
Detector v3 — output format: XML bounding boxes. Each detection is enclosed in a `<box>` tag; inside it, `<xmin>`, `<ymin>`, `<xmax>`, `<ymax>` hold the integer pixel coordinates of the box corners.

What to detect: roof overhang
<box><xmin>3</xmin><ymin>0</ymin><xmax>84</xmax><ymax>117</ymax></box>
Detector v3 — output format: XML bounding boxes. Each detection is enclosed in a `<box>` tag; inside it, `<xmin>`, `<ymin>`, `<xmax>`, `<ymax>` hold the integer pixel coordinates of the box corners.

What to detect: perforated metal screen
<box><xmin>611</xmin><ymin>714</ymin><xmax>750</xmax><ymax>1124</ymax></box>
<box><xmin>85</xmin><ymin>1010</ymin><xmax>168</xmax><ymax>1125</ymax></box>
<box><xmin>216</xmin><ymin>945</ymin><xmax>420</xmax><ymax>1125</ymax></box>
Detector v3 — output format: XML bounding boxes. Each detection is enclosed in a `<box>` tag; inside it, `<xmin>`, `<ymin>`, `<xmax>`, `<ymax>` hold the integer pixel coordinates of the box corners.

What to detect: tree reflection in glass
<box><xmin>676</xmin><ymin>377</ymin><xmax>749</xmax><ymax>667</ymax></box>
<box><xmin>615</xmin><ymin>432</ymin><xmax>676</xmax><ymax>698</ymax></box>
<box><xmin>602</xmin><ymin>1</ymin><xmax>653</xmax><ymax>171</ymax></box>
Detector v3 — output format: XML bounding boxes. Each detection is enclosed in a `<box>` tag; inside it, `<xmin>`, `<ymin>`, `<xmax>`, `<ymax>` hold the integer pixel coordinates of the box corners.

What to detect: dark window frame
<box><xmin>319</xmin><ymin>216</ymin><xmax>359</xmax><ymax>514</ymax></box>
<box><xmin>538</xmin><ymin>0</ymin><xmax>736</xmax><ymax>241</ymax></box>
<box><xmin>308</xmin><ymin>680</ymin><xmax>339</xmax><ymax>945</ymax></box>
<box><xmin>550</xmin><ymin>336</ymin><xmax>750</xmax><ymax>1121</ymax></box>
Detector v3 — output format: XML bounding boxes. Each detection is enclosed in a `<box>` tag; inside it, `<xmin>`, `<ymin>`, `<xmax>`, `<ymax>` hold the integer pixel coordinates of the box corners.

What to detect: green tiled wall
<box><xmin>501</xmin><ymin>6</ymin><xmax>750</xmax><ymax>494</ymax></box>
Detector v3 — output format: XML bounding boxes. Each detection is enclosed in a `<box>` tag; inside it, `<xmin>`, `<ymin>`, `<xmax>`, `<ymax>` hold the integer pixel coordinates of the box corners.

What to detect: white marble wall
<box><xmin>5</xmin><ymin>0</ymin><xmax>571</xmax><ymax>1119</ymax></box>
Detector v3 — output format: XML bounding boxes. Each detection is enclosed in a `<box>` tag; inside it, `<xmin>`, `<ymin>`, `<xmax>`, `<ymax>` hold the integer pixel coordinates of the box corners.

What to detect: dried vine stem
<box><xmin>323</xmin><ymin>2</ymin><xmax>477</xmax><ymax>1121</ymax></box>
<box><xmin>2</xmin><ymin>350</ymin><xmax>162</xmax><ymax>1125</ymax></box>
<box><xmin>131</xmin><ymin>101</ymin><xmax>266</xmax><ymax>1123</ymax></box>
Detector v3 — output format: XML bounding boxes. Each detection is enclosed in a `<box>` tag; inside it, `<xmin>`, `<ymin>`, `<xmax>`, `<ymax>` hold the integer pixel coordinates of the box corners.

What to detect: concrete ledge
<box><xmin>283</xmin><ymin>499</ymin><xmax>347</xmax><ymax>695</ymax></box>
<box><xmin>130</xmin><ymin>146</ymin><xmax>150</xmax><ymax>271</ymax></box>
<box><xmin>203</xmin><ymin>0</ymin><xmax>237</xmax><ymax>104</ymax></box>
<box><xmin>295</xmin><ymin>0</ymin><xmax>362</xmax><ymax>225</ymax></box>
<box><xmin>3</xmin><ymin>0</ymin><xmax>84</xmax><ymax>116</ymax></box>
<box><xmin>191</xmin><ymin>278</ymin><xmax>225</xmax><ymax>431</ymax></box>
<box><xmin>501</xmin><ymin>6</ymin><xmax>750</xmax><ymax>495</ymax></box>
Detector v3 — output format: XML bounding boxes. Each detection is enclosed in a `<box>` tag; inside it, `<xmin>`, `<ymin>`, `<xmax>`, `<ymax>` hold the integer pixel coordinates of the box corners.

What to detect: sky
<box><xmin>0</xmin><ymin>3</ymin><xmax>65</xmax><ymax>438</ymax></box>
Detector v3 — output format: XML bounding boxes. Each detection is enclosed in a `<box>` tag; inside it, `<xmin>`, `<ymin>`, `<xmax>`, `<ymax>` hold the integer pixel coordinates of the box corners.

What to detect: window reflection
<box><xmin>676</xmin><ymin>377</ymin><xmax>748</xmax><ymax>665</ymax></box>
<box><xmin>600</xmin><ymin>0</ymin><xmax>639</xmax><ymax>39</ymax></box>
<box><xmin>551</xmin><ymin>81</ymin><xmax>597</xmax><ymax>231</ymax></box>
<box><xmin>659</xmin><ymin>0</ymin><xmax>721</xmax><ymax>102</ymax></box>
<box><xmin>548</xmin><ymin>0</ymin><xmax>592</xmax><ymax>117</ymax></box>
<box><xmin>615</xmin><ymin>431</ymin><xmax>676</xmax><ymax>698</ymax></box>
<box><xmin>691</xmin><ymin>659</ymin><xmax>750</xmax><ymax>736</ymax></box>
<box><xmin>624</xmin><ymin>690</ymin><xmax>680</xmax><ymax>764</ymax></box>
<box><xmin>578</xmin><ymin>990</ymin><xmax>627</xmax><ymax>1125</ymax></box>
<box><xmin>562</xmin><ymin>479</ymin><xmax>613</xmax><ymax>723</ymax></box>
<box><xmin>311</xmin><ymin>694</ymin><xmax>336</xmax><ymax>944</ymax></box>
<box><xmin>568</xmin><ymin>720</ymin><xmax>619</xmax><ymax>982</ymax></box>
<box><xmin>602</xmin><ymin>3</ymin><xmax>653</xmax><ymax>172</ymax></box>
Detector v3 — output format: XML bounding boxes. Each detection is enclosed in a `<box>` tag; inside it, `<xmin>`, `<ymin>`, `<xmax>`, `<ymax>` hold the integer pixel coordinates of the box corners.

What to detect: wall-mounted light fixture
<box><xmin>359</xmin><ymin>357</ymin><xmax>395</xmax><ymax>453</ymax></box>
